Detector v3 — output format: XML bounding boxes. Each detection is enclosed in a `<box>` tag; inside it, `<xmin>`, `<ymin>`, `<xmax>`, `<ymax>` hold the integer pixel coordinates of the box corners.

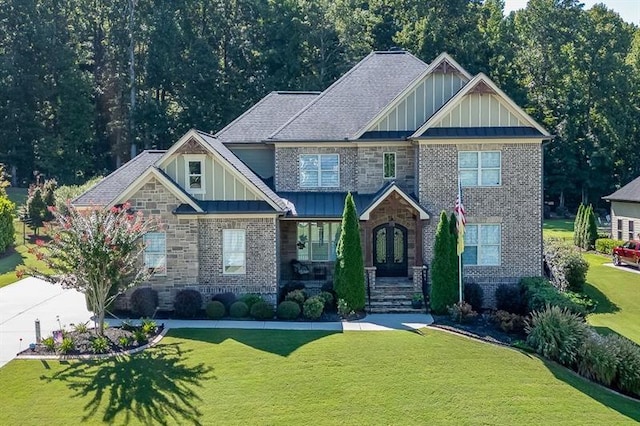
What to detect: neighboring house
<box><xmin>75</xmin><ymin>50</ymin><xmax>551</xmax><ymax>312</ymax></box>
<box><xmin>604</xmin><ymin>176</ymin><xmax>640</xmax><ymax>241</ymax></box>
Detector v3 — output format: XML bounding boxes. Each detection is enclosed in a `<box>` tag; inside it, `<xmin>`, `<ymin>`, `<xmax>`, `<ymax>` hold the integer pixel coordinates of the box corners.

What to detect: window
<box><xmin>300</xmin><ymin>154</ymin><xmax>339</xmax><ymax>187</ymax></box>
<box><xmin>618</xmin><ymin>219</ymin><xmax>623</xmax><ymax>240</ymax></box>
<box><xmin>143</xmin><ymin>233</ymin><xmax>166</xmax><ymax>275</ymax></box>
<box><xmin>629</xmin><ymin>220</ymin><xmax>635</xmax><ymax>241</ymax></box>
<box><xmin>383</xmin><ymin>152</ymin><xmax>396</xmax><ymax>179</ymax></box>
<box><xmin>459</xmin><ymin>151</ymin><xmax>501</xmax><ymax>187</ymax></box>
<box><xmin>462</xmin><ymin>224</ymin><xmax>501</xmax><ymax>266</ymax></box>
<box><xmin>296</xmin><ymin>222</ymin><xmax>341</xmax><ymax>262</ymax></box>
<box><xmin>223</xmin><ymin>229</ymin><xmax>246</xmax><ymax>275</ymax></box>
<box><xmin>184</xmin><ymin>155</ymin><xmax>205</xmax><ymax>194</ymax></box>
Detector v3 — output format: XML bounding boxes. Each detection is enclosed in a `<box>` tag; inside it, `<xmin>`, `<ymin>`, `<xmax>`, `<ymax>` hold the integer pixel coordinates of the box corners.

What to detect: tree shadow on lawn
<box><xmin>543</xmin><ymin>359</ymin><xmax>640</xmax><ymax>422</ymax></box>
<box><xmin>584</xmin><ymin>282</ymin><xmax>620</xmax><ymax>314</ymax></box>
<box><xmin>40</xmin><ymin>343</ymin><xmax>214</xmax><ymax>425</ymax></box>
<box><xmin>171</xmin><ymin>328</ymin><xmax>340</xmax><ymax>357</ymax></box>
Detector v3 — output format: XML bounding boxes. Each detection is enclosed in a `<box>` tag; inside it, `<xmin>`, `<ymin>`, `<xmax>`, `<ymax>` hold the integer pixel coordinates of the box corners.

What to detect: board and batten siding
<box><xmin>372</xmin><ymin>72</ymin><xmax>468</xmax><ymax>132</ymax></box>
<box><xmin>433</xmin><ymin>93</ymin><xmax>524</xmax><ymax>128</ymax></box>
<box><xmin>163</xmin><ymin>154</ymin><xmax>262</xmax><ymax>201</ymax></box>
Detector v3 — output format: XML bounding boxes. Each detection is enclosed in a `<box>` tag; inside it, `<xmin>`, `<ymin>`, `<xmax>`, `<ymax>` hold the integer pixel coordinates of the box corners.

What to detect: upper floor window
<box><xmin>462</xmin><ymin>224</ymin><xmax>501</xmax><ymax>266</ymax></box>
<box><xmin>459</xmin><ymin>151</ymin><xmax>501</xmax><ymax>187</ymax></box>
<box><xmin>184</xmin><ymin>155</ymin><xmax>205</xmax><ymax>194</ymax></box>
<box><xmin>300</xmin><ymin>154</ymin><xmax>339</xmax><ymax>188</ymax></box>
<box><xmin>223</xmin><ymin>229</ymin><xmax>246</xmax><ymax>275</ymax></box>
<box><xmin>143</xmin><ymin>232</ymin><xmax>167</xmax><ymax>276</ymax></box>
<box><xmin>383</xmin><ymin>152</ymin><xmax>396</xmax><ymax>179</ymax></box>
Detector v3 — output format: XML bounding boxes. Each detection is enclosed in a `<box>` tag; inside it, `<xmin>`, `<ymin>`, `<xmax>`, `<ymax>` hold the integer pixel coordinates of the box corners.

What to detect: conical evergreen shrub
<box><xmin>430</xmin><ymin>211</ymin><xmax>458</xmax><ymax>314</ymax></box>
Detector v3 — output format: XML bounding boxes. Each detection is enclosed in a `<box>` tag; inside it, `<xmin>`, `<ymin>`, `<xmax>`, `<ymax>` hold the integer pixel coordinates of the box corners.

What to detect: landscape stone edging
<box><xmin>426</xmin><ymin>324</ymin><xmax>640</xmax><ymax>403</ymax></box>
<box><xmin>14</xmin><ymin>327</ymin><xmax>169</xmax><ymax>362</ymax></box>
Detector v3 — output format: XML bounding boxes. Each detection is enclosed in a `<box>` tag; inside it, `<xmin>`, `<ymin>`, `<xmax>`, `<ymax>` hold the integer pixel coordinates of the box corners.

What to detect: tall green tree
<box><xmin>430</xmin><ymin>211</ymin><xmax>458</xmax><ymax>314</ymax></box>
<box><xmin>333</xmin><ymin>192</ymin><xmax>366</xmax><ymax>311</ymax></box>
<box><xmin>573</xmin><ymin>204</ymin><xmax>584</xmax><ymax>247</ymax></box>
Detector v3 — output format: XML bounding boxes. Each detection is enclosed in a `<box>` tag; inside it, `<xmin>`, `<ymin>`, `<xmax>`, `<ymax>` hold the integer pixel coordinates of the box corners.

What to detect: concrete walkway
<box><xmin>107</xmin><ymin>313</ymin><xmax>434</xmax><ymax>333</ymax></box>
<box><xmin>0</xmin><ymin>277</ymin><xmax>92</xmax><ymax>368</ymax></box>
<box><xmin>604</xmin><ymin>263</ymin><xmax>640</xmax><ymax>275</ymax></box>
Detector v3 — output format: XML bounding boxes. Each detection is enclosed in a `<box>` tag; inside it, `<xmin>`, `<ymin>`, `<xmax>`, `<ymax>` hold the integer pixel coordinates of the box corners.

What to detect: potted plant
<box><xmin>411</xmin><ymin>293</ymin><xmax>424</xmax><ymax>309</ymax></box>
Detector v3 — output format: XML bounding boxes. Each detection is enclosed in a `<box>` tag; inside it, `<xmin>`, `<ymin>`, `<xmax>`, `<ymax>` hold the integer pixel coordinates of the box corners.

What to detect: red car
<box><xmin>613</xmin><ymin>240</ymin><xmax>640</xmax><ymax>268</ymax></box>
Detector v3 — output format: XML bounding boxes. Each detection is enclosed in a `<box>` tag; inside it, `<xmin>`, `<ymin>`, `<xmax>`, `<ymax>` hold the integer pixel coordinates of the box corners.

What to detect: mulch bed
<box><xmin>430</xmin><ymin>313</ymin><xmax>526</xmax><ymax>346</ymax></box>
<box><xmin>18</xmin><ymin>323</ymin><xmax>164</xmax><ymax>357</ymax></box>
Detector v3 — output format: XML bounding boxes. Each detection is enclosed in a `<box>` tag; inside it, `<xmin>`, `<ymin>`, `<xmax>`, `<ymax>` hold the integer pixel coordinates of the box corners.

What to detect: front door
<box><xmin>373</xmin><ymin>223</ymin><xmax>408</xmax><ymax>277</ymax></box>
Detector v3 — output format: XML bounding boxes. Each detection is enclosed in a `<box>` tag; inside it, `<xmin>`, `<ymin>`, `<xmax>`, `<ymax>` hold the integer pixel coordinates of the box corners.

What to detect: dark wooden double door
<box><xmin>373</xmin><ymin>223</ymin><xmax>408</xmax><ymax>277</ymax></box>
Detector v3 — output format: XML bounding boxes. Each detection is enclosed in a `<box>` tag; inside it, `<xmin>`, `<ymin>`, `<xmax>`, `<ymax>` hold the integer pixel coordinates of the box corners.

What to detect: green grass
<box><xmin>5</xmin><ymin>187</ymin><xmax>28</xmax><ymax>208</ymax></box>
<box><xmin>543</xmin><ymin>218</ymin><xmax>574</xmax><ymax>241</ymax></box>
<box><xmin>0</xmin><ymin>329</ymin><xmax>637</xmax><ymax>425</ymax></box>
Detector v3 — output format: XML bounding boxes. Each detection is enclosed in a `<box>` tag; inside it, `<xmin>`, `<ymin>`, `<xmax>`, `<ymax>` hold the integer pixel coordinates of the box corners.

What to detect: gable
<box><xmin>432</xmin><ymin>92</ymin><xmax>525</xmax><ymax>128</ymax></box>
<box><xmin>369</xmin><ymin>70</ymin><xmax>468</xmax><ymax>132</ymax></box>
<box><xmin>160</xmin><ymin>138</ymin><xmax>263</xmax><ymax>202</ymax></box>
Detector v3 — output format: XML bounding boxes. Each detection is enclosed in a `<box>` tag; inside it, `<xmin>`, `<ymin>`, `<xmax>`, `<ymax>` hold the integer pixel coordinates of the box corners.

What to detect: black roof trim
<box><xmin>359</xmin><ymin>130</ymin><xmax>414</xmax><ymax>140</ymax></box>
<box><xmin>418</xmin><ymin>126</ymin><xmax>545</xmax><ymax>138</ymax></box>
<box><xmin>174</xmin><ymin>200</ymin><xmax>277</xmax><ymax>214</ymax></box>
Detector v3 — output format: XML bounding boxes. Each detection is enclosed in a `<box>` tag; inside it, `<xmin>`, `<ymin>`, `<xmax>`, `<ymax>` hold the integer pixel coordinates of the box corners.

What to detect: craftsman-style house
<box><xmin>75</xmin><ymin>50</ymin><xmax>551</xmax><ymax>312</ymax></box>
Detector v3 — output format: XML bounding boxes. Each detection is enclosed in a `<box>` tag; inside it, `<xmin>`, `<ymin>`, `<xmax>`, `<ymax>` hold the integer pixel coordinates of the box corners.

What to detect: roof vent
<box><xmin>388</xmin><ymin>46</ymin><xmax>405</xmax><ymax>52</ymax></box>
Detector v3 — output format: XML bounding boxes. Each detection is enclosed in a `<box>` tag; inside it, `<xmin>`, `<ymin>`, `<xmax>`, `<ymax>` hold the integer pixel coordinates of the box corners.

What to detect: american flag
<box><xmin>455</xmin><ymin>179</ymin><xmax>466</xmax><ymax>255</ymax></box>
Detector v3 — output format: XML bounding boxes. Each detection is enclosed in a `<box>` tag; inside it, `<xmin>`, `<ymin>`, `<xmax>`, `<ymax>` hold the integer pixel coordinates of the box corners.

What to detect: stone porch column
<box><xmin>365</xmin><ymin>266</ymin><xmax>376</xmax><ymax>290</ymax></box>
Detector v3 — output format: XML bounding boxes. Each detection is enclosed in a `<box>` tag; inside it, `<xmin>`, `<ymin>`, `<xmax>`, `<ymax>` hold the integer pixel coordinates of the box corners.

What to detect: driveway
<box><xmin>0</xmin><ymin>277</ymin><xmax>92</xmax><ymax>367</ymax></box>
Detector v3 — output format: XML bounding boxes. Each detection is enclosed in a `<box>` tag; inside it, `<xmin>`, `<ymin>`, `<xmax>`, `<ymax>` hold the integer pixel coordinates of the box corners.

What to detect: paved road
<box><xmin>0</xmin><ymin>277</ymin><xmax>92</xmax><ymax>367</ymax></box>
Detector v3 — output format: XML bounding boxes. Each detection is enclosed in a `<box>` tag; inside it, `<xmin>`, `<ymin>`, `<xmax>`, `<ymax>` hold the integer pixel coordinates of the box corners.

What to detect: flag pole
<box><xmin>458</xmin><ymin>245</ymin><xmax>463</xmax><ymax>304</ymax></box>
<box><xmin>456</xmin><ymin>174</ymin><xmax>464</xmax><ymax>304</ymax></box>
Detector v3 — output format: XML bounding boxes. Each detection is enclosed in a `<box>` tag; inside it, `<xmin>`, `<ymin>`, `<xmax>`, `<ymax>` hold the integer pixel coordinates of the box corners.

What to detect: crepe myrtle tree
<box><xmin>18</xmin><ymin>202</ymin><xmax>159</xmax><ymax>335</ymax></box>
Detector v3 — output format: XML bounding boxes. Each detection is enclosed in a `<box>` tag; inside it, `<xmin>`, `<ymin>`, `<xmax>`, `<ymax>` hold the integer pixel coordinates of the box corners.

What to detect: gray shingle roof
<box><xmin>73</xmin><ymin>151</ymin><xmax>165</xmax><ymax>206</ymax></box>
<box><xmin>604</xmin><ymin>176</ymin><xmax>640</xmax><ymax>203</ymax></box>
<box><xmin>215</xmin><ymin>91</ymin><xmax>319</xmax><ymax>143</ymax></box>
<box><xmin>269</xmin><ymin>51</ymin><xmax>428</xmax><ymax>141</ymax></box>
<box><xmin>196</xmin><ymin>130</ymin><xmax>288</xmax><ymax>211</ymax></box>
<box><xmin>174</xmin><ymin>200</ymin><xmax>276</xmax><ymax>214</ymax></box>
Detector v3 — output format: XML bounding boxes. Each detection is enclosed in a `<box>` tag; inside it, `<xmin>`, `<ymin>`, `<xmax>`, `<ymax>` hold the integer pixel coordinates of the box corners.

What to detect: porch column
<box><xmin>415</xmin><ymin>216</ymin><xmax>423</xmax><ymax>266</ymax></box>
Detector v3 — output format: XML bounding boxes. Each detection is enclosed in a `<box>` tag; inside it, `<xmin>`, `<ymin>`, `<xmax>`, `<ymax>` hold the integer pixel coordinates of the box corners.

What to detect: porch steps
<box><xmin>367</xmin><ymin>280</ymin><xmax>425</xmax><ymax>314</ymax></box>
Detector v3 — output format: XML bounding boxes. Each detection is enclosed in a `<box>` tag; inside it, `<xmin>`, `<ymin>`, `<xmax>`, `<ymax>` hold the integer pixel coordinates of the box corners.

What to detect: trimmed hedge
<box><xmin>205</xmin><ymin>301</ymin><xmax>226</xmax><ymax>319</ymax></box>
<box><xmin>130</xmin><ymin>287</ymin><xmax>159</xmax><ymax>318</ymax></box>
<box><xmin>174</xmin><ymin>289</ymin><xmax>203</xmax><ymax>318</ymax></box>
<box><xmin>303</xmin><ymin>296</ymin><xmax>324</xmax><ymax>320</ymax></box>
<box><xmin>250</xmin><ymin>301</ymin><xmax>275</xmax><ymax>320</ymax></box>
<box><xmin>277</xmin><ymin>301</ymin><xmax>301</xmax><ymax>320</ymax></box>
<box><xmin>495</xmin><ymin>284</ymin><xmax>527</xmax><ymax>315</ymax></box>
<box><xmin>284</xmin><ymin>289</ymin><xmax>306</xmax><ymax>306</ymax></box>
<box><xmin>212</xmin><ymin>292</ymin><xmax>237</xmax><ymax>309</ymax></box>
<box><xmin>595</xmin><ymin>238</ymin><xmax>624</xmax><ymax>255</ymax></box>
<box><xmin>463</xmin><ymin>282</ymin><xmax>484</xmax><ymax>312</ymax></box>
<box><xmin>544</xmin><ymin>238</ymin><xmax>588</xmax><ymax>292</ymax></box>
<box><xmin>229</xmin><ymin>301</ymin><xmax>249</xmax><ymax>318</ymax></box>
<box><xmin>520</xmin><ymin>277</ymin><xmax>591</xmax><ymax>316</ymax></box>
<box><xmin>239</xmin><ymin>294</ymin><xmax>264</xmax><ymax>310</ymax></box>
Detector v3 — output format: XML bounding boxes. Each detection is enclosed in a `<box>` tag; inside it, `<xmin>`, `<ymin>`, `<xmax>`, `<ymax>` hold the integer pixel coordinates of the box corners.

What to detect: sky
<box><xmin>503</xmin><ymin>0</ymin><xmax>640</xmax><ymax>25</ymax></box>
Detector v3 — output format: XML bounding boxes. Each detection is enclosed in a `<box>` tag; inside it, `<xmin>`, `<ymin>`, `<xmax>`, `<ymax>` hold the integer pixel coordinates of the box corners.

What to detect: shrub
<box><xmin>118</xmin><ymin>336</ymin><xmax>132</xmax><ymax>347</ymax></box>
<box><xmin>205</xmin><ymin>301</ymin><xmax>226</xmax><ymax>319</ymax></box>
<box><xmin>595</xmin><ymin>238</ymin><xmax>624</xmax><ymax>255</ymax></box>
<box><xmin>279</xmin><ymin>282</ymin><xmax>305</xmax><ymax>303</ymax></box>
<box><xmin>430</xmin><ymin>212</ymin><xmax>458</xmax><ymax>314</ymax></box>
<box><xmin>544</xmin><ymin>238</ymin><xmax>588</xmax><ymax>292</ymax></box>
<box><xmin>133</xmin><ymin>329</ymin><xmax>148</xmax><ymax>344</ymax></box>
<box><xmin>42</xmin><ymin>336</ymin><xmax>56</xmax><ymax>351</ymax></box>
<box><xmin>495</xmin><ymin>284</ymin><xmax>526</xmax><ymax>314</ymax></box>
<box><xmin>463</xmin><ymin>282</ymin><xmax>484</xmax><ymax>312</ymax></box>
<box><xmin>141</xmin><ymin>318</ymin><xmax>158</xmax><ymax>335</ymax></box>
<box><xmin>520</xmin><ymin>277</ymin><xmax>587</xmax><ymax>316</ymax></box>
<box><xmin>525</xmin><ymin>306</ymin><xmax>588</xmax><ymax>366</ymax></box>
<box><xmin>577</xmin><ymin>332</ymin><xmax>619</xmax><ymax>387</ymax></box>
<box><xmin>447</xmin><ymin>301</ymin><xmax>477</xmax><ymax>323</ymax></box>
<box><xmin>91</xmin><ymin>336</ymin><xmax>109</xmax><ymax>354</ymax></box>
<box><xmin>72</xmin><ymin>322</ymin><xmax>89</xmax><ymax>333</ymax></box>
<box><xmin>611</xmin><ymin>335</ymin><xmax>640</xmax><ymax>396</ymax></box>
<box><xmin>130</xmin><ymin>287</ymin><xmax>159</xmax><ymax>318</ymax></box>
<box><xmin>250</xmin><ymin>301</ymin><xmax>275</xmax><ymax>320</ymax></box>
<box><xmin>318</xmin><ymin>291</ymin><xmax>334</xmax><ymax>309</ymax></box>
<box><xmin>277</xmin><ymin>301</ymin><xmax>301</xmax><ymax>320</ymax></box>
<box><xmin>284</xmin><ymin>289</ymin><xmax>306</xmax><ymax>306</ymax></box>
<box><xmin>229</xmin><ymin>301</ymin><xmax>249</xmax><ymax>318</ymax></box>
<box><xmin>303</xmin><ymin>296</ymin><xmax>324</xmax><ymax>320</ymax></box>
<box><xmin>173</xmin><ymin>289</ymin><xmax>203</xmax><ymax>318</ymax></box>
<box><xmin>337</xmin><ymin>298</ymin><xmax>352</xmax><ymax>317</ymax></box>
<box><xmin>212</xmin><ymin>292</ymin><xmax>237</xmax><ymax>309</ymax></box>
<box><xmin>239</xmin><ymin>294</ymin><xmax>264</xmax><ymax>310</ymax></box>
<box><xmin>333</xmin><ymin>193</ymin><xmax>366</xmax><ymax>311</ymax></box>
<box><xmin>0</xmin><ymin>196</ymin><xmax>15</xmax><ymax>254</ymax></box>
<box><xmin>492</xmin><ymin>310</ymin><xmax>526</xmax><ymax>333</ymax></box>
<box><xmin>59</xmin><ymin>337</ymin><xmax>75</xmax><ymax>354</ymax></box>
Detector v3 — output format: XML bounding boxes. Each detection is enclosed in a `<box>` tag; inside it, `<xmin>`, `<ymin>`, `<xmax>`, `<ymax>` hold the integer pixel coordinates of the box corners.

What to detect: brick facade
<box><xmin>417</xmin><ymin>142</ymin><xmax>543</xmax><ymax>299</ymax></box>
<box><xmin>275</xmin><ymin>146</ymin><xmax>357</xmax><ymax>192</ymax></box>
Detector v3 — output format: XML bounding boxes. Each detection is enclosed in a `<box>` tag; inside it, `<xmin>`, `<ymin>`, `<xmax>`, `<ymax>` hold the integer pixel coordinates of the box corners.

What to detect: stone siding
<box><xmin>357</xmin><ymin>145</ymin><xmax>415</xmax><ymax>194</ymax></box>
<box><xmin>275</xmin><ymin>146</ymin><xmax>357</xmax><ymax>192</ymax></box>
<box><xmin>418</xmin><ymin>142</ymin><xmax>543</xmax><ymax>288</ymax></box>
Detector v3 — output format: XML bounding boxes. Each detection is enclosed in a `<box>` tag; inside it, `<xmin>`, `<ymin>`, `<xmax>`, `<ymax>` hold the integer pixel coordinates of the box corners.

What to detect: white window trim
<box><xmin>143</xmin><ymin>232</ymin><xmax>167</xmax><ymax>276</ymax></box>
<box><xmin>464</xmin><ymin>224</ymin><xmax>501</xmax><ymax>266</ymax></box>
<box><xmin>184</xmin><ymin>154</ymin><xmax>206</xmax><ymax>195</ymax></box>
<box><xmin>223</xmin><ymin>229</ymin><xmax>246</xmax><ymax>275</ymax></box>
<box><xmin>383</xmin><ymin>152</ymin><xmax>396</xmax><ymax>179</ymax></box>
<box><xmin>458</xmin><ymin>151</ymin><xmax>502</xmax><ymax>187</ymax></box>
<box><xmin>299</xmin><ymin>154</ymin><xmax>340</xmax><ymax>188</ymax></box>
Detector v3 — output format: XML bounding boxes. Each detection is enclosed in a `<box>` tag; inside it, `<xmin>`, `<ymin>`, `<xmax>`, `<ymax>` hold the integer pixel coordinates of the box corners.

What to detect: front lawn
<box><xmin>0</xmin><ymin>329</ymin><xmax>637</xmax><ymax>424</ymax></box>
